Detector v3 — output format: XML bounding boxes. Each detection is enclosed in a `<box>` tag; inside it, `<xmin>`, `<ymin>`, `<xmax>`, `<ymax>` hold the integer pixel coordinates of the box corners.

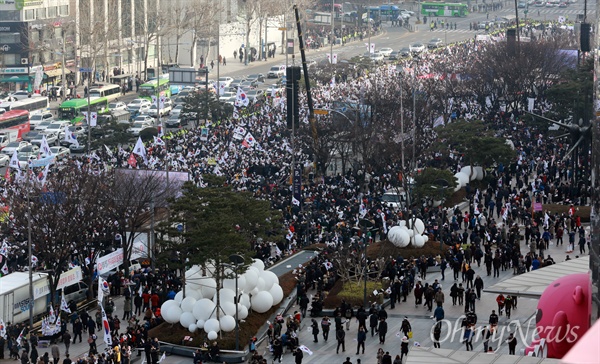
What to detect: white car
<box><xmin>127</xmin><ymin>98</ymin><xmax>151</xmax><ymax>112</ymax></box>
<box><xmin>128</xmin><ymin>121</ymin><xmax>154</xmax><ymax>136</ymax></box>
<box><xmin>31</xmin><ymin>132</ymin><xmax>58</xmax><ymax>146</ymax></box>
<box><xmin>30</xmin><ymin>112</ymin><xmax>54</xmax><ymax>127</ymax></box>
<box><xmin>138</xmin><ymin>104</ymin><xmax>151</xmax><ymax>114</ymax></box>
<box><xmin>34</xmin><ymin>120</ymin><xmax>53</xmax><ymax>132</ymax></box>
<box><xmin>0</xmin><ymin>154</ymin><xmax>9</xmax><ymax>166</ymax></box>
<box><xmin>48</xmin><ymin>146</ymin><xmax>71</xmax><ymax>159</ymax></box>
<box><xmin>147</xmin><ymin>103</ymin><xmax>172</xmax><ymax>117</ymax></box>
<box><xmin>267</xmin><ymin>65</ymin><xmax>285</xmax><ymax>78</ymax></box>
<box><xmin>218</xmin><ymin>77</ymin><xmax>233</xmax><ymax>88</ymax></box>
<box><xmin>378</xmin><ymin>47</ymin><xmax>394</xmax><ymax>57</ymax></box>
<box><xmin>2</xmin><ymin>141</ymin><xmax>31</xmax><ymax>155</ymax></box>
<box><xmin>44</xmin><ymin>121</ymin><xmax>71</xmax><ymax>135</ymax></box>
<box><xmin>171</xmin><ymin>104</ymin><xmax>184</xmax><ymax>117</ymax></box>
<box><xmin>17</xmin><ymin>154</ymin><xmax>37</xmax><ymax>169</ymax></box>
<box><xmin>410</xmin><ymin>42</ymin><xmax>425</xmax><ymax>54</ymax></box>
<box><xmin>10</xmin><ymin>90</ymin><xmax>31</xmax><ymax>100</ymax></box>
<box><xmin>132</xmin><ymin>115</ymin><xmax>154</xmax><ymax>124</ymax></box>
<box><xmin>0</xmin><ymin>96</ymin><xmax>18</xmax><ymax>110</ymax></box>
<box><xmin>370</xmin><ymin>52</ymin><xmax>385</xmax><ymax>63</ymax></box>
<box><xmin>109</xmin><ymin>101</ymin><xmax>127</xmax><ymax>111</ymax></box>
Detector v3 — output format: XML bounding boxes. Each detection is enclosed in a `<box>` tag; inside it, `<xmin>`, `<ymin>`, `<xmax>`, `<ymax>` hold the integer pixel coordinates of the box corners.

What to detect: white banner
<box><xmin>56</xmin><ymin>266</ymin><xmax>83</xmax><ymax>291</ymax></box>
<box><xmin>96</xmin><ymin>242</ymin><xmax>147</xmax><ymax>274</ymax></box>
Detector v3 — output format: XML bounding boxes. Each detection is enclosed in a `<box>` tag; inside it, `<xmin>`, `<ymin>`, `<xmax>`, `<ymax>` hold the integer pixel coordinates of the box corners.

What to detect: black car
<box><xmin>388</xmin><ymin>51</ymin><xmax>400</xmax><ymax>60</ymax></box>
<box><xmin>22</xmin><ymin>131</ymin><xmax>41</xmax><ymax>143</ymax></box>
<box><xmin>166</xmin><ymin>116</ymin><xmax>189</xmax><ymax>128</ymax></box>
<box><xmin>245</xmin><ymin>74</ymin><xmax>265</xmax><ymax>83</ymax></box>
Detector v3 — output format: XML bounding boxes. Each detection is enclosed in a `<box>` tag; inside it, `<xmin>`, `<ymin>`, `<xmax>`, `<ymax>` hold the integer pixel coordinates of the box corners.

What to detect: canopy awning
<box><xmin>0</xmin><ymin>75</ymin><xmax>30</xmax><ymax>83</ymax></box>
<box><xmin>45</xmin><ymin>69</ymin><xmax>65</xmax><ymax>78</ymax></box>
<box><xmin>483</xmin><ymin>256</ymin><xmax>590</xmax><ymax>298</ymax></box>
<box><xmin>407</xmin><ymin>346</ymin><xmax>561</xmax><ymax>364</ymax></box>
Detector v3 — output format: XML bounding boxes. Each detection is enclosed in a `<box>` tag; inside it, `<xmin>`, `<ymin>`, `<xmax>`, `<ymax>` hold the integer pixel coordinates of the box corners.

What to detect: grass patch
<box><xmin>150</xmin><ymin>269</ymin><xmax>298</xmax><ymax>350</ymax></box>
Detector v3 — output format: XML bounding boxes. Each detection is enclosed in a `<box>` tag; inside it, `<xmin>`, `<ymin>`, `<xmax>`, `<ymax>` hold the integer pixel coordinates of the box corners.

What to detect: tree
<box><xmin>545</xmin><ymin>57</ymin><xmax>594</xmax><ymax>123</ymax></box>
<box><xmin>180</xmin><ymin>90</ymin><xmax>224</xmax><ymax>128</ymax></box>
<box><xmin>413</xmin><ymin>168</ymin><xmax>458</xmax><ymax>204</ymax></box>
<box><xmin>3</xmin><ymin>165</ymin><xmax>118</xmax><ymax>306</ymax></box>
<box><xmin>428</xmin><ymin>120</ymin><xmax>515</xmax><ymax>170</ymax></box>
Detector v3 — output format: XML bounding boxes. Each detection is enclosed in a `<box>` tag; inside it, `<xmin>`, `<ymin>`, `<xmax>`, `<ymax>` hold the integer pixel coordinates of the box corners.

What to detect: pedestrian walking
<box><xmin>378</xmin><ymin>318</ymin><xmax>388</xmax><ymax>344</ymax></box>
<box><xmin>336</xmin><ymin>327</ymin><xmax>346</xmax><ymax>354</ymax></box>
<box><xmin>320</xmin><ymin>316</ymin><xmax>331</xmax><ymax>341</ymax></box>
<box><xmin>310</xmin><ymin>319</ymin><xmax>319</xmax><ymax>343</ymax></box>
<box><xmin>356</xmin><ymin>326</ymin><xmax>366</xmax><ymax>355</ymax></box>
<box><xmin>62</xmin><ymin>330</ymin><xmax>71</xmax><ymax>356</ymax></box>
<box><xmin>400</xmin><ymin>336</ymin><xmax>409</xmax><ymax>362</ymax></box>
<box><xmin>51</xmin><ymin>343</ymin><xmax>60</xmax><ymax>364</ymax></box>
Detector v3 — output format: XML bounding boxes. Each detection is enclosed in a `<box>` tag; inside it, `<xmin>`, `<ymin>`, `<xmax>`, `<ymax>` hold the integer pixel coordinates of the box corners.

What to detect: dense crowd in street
<box><xmin>0</xmin><ymin>17</ymin><xmax>590</xmax><ymax>363</ymax></box>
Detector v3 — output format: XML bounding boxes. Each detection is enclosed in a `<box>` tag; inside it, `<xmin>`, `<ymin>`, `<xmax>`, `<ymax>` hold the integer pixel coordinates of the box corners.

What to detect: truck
<box><xmin>0</xmin><ymin>272</ymin><xmax>50</xmax><ymax>325</ymax></box>
<box><xmin>0</xmin><ymin>129</ymin><xmax>20</xmax><ymax>149</ymax></box>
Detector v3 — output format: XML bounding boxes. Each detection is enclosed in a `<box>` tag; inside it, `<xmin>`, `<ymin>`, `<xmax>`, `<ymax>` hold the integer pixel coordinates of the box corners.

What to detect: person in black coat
<box><xmin>378</xmin><ymin>319</ymin><xmax>388</xmax><ymax>344</ymax></box>
<box><xmin>335</xmin><ymin>327</ymin><xmax>345</xmax><ymax>354</ymax></box>
<box><xmin>293</xmin><ymin>347</ymin><xmax>304</xmax><ymax>364</ymax></box>
<box><xmin>369</xmin><ymin>313</ymin><xmax>378</xmax><ymax>337</ymax></box>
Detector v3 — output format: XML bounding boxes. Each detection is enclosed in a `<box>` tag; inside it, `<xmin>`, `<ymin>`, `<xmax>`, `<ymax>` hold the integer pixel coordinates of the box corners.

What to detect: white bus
<box><xmin>89</xmin><ymin>84</ymin><xmax>121</xmax><ymax>101</ymax></box>
<box><xmin>10</xmin><ymin>96</ymin><xmax>50</xmax><ymax>114</ymax></box>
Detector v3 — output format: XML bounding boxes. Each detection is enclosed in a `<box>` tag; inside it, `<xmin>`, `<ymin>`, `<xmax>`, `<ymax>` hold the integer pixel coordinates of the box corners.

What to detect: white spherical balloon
<box><xmin>220</xmin><ymin>315</ymin><xmax>236</xmax><ymax>332</ymax></box>
<box><xmin>460</xmin><ymin>166</ymin><xmax>473</xmax><ymax>180</ymax></box>
<box><xmin>184</xmin><ymin>287</ymin><xmax>203</xmax><ymax>300</ymax></box>
<box><xmin>251</xmin><ymin>259</ymin><xmax>265</xmax><ymax>271</ymax></box>
<box><xmin>269</xmin><ymin>284</ymin><xmax>284</xmax><ymax>305</ymax></box>
<box><xmin>236</xmin><ymin>276</ymin><xmax>247</xmax><ymax>293</ymax></box>
<box><xmin>408</xmin><ymin>218</ymin><xmax>425</xmax><ymax>235</ymax></box>
<box><xmin>180</xmin><ymin>297</ymin><xmax>197</xmax><ymax>313</ymax></box>
<box><xmin>204</xmin><ymin>318</ymin><xmax>220</xmax><ymax>334</ymax></box>
<box><xmin>251</xmin><ymin>291</ymin><xmax>274</xmax><ymax>313</ymax></box>
<box><xmin>243</xmin><ymin>269</ymin><xmax>259</xmax><ymax>292</ymax></box>
<box><xmin>207</xmin><ymin>331</ymin><xmax>218</xmax><ymax>340</ymax></box>
<box><xmin>196</xmin><ymin>319</ymin><xmax>205</xmax><ymax>329</ymax></box>
<box><xmin>396</xmin><ymin>228</ymin><xmax>410</xmax><ymax>248</ymax></box>
<box><xmin>180</xmin><ymin>311</ymin><xmax>196</xmax><ymax>328</ymax></box>
<box><xmin>185</xmin><ymin>265</ymin><xmax>201</xmax><ymax>279</ymax></box>
<box><xmin>193</xmin><ymin>299</ymin><xmax>216</xmax><ymax>321</ymax></box>
<box><xmin>414</xmin><ymin>234</ymin><xmax>425</xmax><ymax>248</ymax></box>
<box><xmin>174</xmin><ymin>291</ymin><xmax>184</xmax><ymax>304</ymax></box>
<box><xmin>399</xmin><ymin>220</ymin><xmax>406</xmax><ymax>227</ymax></box>
<box><xmin>250</xmin><ymin>287</ymin><xmax>260</xmax><ymax>296</ymax></box>
<box><xmin>237</xmin><ymin>304</ymin><xmax>249</xmax><ymax>320</ymax></box>
<box><xmin>259</xmin><ymin>271</ymin><xmax>275</xmax><ymax>291</ymax></box>
<box><xmin>222</xmin><ymin>279</ymin><xmax>236</xmax><ymax>291</ymax></box>
<box><xmin>387</xmin><ymin>226</ymin><xmax>402</xmax><ymax>245</ymax></box>
<box><xmin>423</xmin><ymin>234</ymin><xmax>429</xmax><ymax>243</ymax></box>
<box><xmin>407</xmin><ymin>228</ymin><xmax>414</xmax><ymax>237</ymax></box>
<box><xmin>213</xmin><ymin>288</ymin><xmax>236</xmax><ymax>305</ymax></box>
<box><xmin>199</xmin><ymin>278</ymin><xmax>217</xmax><ymax>299</ymax></box>
<box><xmin>165</xmin><ymin>306</ymin><xmax>183</xmax><ymax>324</ymax></box>
<box><xmin>239</xmin><ymin>293</ymin><xmax>251</xmax><ymax>308</ymax></box>
<box><xmin>455</xmin><ymin>172</ymin><xmax>469</xmax><ymax>187</ymax></box>
<box><xmin>220</xmin><ymin>301</ymin><xmax>237</xmax><ymax>317</ymax></box>
<box><xmin>474</xmin><ymin>166</ymin><xmax>484</xmax><ymax>181</ymax></box>
<box><xmin>161</xmin><ymin>300</ymin><xmax>177</xmax><ymax>315</ymax></box>
<box><xmin>188</xmin><ymin>323</ymin><xmax>197</xmax><ymax>333</ymax></box>
<box><xmin>256</xmin><ymin>277</ymin><xmax>266</xmax><ymax>292</ymax></box>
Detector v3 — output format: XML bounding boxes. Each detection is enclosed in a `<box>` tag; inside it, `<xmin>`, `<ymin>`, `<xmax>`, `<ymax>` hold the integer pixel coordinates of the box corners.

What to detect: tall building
<box><xmin>0</xmin><ymin>0</ymin><xmax>72</xmax><ymax>92</ymax></box>
<box><xmin>0</xmin><ymin>0</ymin><xmax>160</xmax><ymax>93</ymax></box>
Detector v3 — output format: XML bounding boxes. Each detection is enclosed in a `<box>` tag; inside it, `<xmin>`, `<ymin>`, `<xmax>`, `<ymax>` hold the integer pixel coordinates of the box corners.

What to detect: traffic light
<box><xmin>286</xmin><ymin>66</ymin><xmax>301</xmax><ymax>130</ymax></box>
<box><xmin>581</xmin><ymin>23</ymin><xmax>591</xmax><ymax>52</ymax></box>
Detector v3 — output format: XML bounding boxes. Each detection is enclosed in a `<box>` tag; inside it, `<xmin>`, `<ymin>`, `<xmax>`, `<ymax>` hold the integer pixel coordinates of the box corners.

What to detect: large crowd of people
<box><xmin>0</xmin><ymin>15</ymin><xmax>589</xmax><ymax>363</ymax></box>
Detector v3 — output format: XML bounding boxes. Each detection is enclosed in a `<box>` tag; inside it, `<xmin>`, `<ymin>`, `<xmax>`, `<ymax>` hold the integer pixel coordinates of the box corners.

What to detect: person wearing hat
<box><xmin>400</xmin><ymin>336</ymin><xmax>410</xmax><ymax>362</ymax></box>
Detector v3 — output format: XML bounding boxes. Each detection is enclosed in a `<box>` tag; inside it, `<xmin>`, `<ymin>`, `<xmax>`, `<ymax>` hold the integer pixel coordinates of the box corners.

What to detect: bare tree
<box><xmin>164</xmin><ymin>0</ymin><xmax>192</xmax><ymax>65</ymax></box>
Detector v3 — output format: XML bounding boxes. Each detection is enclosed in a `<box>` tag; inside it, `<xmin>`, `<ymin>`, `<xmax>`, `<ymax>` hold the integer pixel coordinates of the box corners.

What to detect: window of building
<box><xmin>0</xmin><ymin>33</ymin><xmax>20</xmax><ymax>44</ymax></box>
<box><xmin>59</xmin><ymin>5</ymin><xmax>69</xmax><ymax>16</ymax></box>
<box><xmin>0</xmin><ymin>11</ymin><xmax>20</xmax><ymax>21</ymax></box>
<box><xmin>36</xmin><ymin>8</ymin><xmax>46</xmax><ymax>19</ymax></box>
<box><xmin>48</xmin><ymin>6</ymin><xmax>57</xmax><ymax>18</ymax></box>
<box><xmin>2</xmin><ymin>53</ymin><xmax>18</xmax><ymax>66</ymax></box>
<box><xmin>24</xmin><ymin>10</ymin><xmax>35</xmax><ymax>21</ymax></box>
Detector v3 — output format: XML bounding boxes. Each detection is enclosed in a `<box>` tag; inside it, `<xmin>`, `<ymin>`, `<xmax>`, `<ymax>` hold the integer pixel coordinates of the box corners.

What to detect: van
<box><xmin>267</xmin><ymin>65</ymin><xmax>286</xmax><ymax>79</ymax></box>
<box><xmin>61</xmin><ymin>281</ymin><xmax>89</xmax><ymax>304</ymax></box>
<box><xmin>381</xmin><ymin>190</ymin><xmax>407</xmax><ymax>210</ymax></box>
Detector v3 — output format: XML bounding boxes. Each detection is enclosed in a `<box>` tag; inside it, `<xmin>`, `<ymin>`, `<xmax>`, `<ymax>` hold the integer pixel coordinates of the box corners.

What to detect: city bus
<box><xmin>0</xmin><ymin>110</ymin><xmax>30</xmax><ymax>138</ymax></box>
<box><xmin>139</xmin><ymin>78</ymin><xmax>171</xmax><ymax>101</ymax></box>
<box><xmin>88</xmin><ymin>84</ymin><xmax>121</xmax><ymax>101</ymax></box>
<box><xmin>421</xmin><ymin>2</ymin><xmax>469</xmax><ymax>17</ymax></box>
<box><xmin>8</xmin><ymin>96</ymin><xmax>49</xmax><ymax>114</ymax></box>
<box><xmin>58</xmin><ymin>97</ymin><xmax>110</xmax><ymax>124</ymax></box>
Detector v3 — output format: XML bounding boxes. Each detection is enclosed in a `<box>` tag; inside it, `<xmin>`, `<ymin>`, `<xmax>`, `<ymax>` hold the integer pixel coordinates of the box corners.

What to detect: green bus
<box><xmin>139</xmin><ymin>78</ymin><xmax>172</xmax><ymax>101</ymax></box>
<box><xmin>421</xmin><ymin>3</ymin><xmax>469</xmax><ymax>17</ymax></box>
<box><xmin>58</xmin><ymin>97</ymin><xmax>110</xmax><ymax>124</ymax></box>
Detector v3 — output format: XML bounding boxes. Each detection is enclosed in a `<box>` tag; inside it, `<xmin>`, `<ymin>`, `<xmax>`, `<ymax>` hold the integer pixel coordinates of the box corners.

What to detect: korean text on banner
<box><xmin>96</xmin><ymin>242</ymin><xmax>147</xmax><ymax>274</ymax></box>
<box><xmin>56</xmin><ymin>266</ymin><xmax>83</xmax><ymax>291</ymax></box>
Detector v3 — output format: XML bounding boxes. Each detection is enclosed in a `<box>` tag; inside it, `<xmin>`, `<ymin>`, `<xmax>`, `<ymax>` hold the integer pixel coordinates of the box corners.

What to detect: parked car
<box><xmin>370</xmin><ymin>52</ymin><xmax>385</xmax><ymax>63</ymax></box>
<box><xmin>399</xmin><ymin>47</ymin><xmax>412</xmax><ymax>57</ymax></box>
<box><xmin>427</xmin><ymin>38</ymin><xmax>444</xmax><ymax>49</ymax></box>
<box><xmin>17</xmin><ymin>154</ymin><xmax>37</xmax><ymax>169</ymax></box>
<box><xmin>44</xmin><ymin>121</ymin><xmax>71</xmax><ymax>135</ymax></box>
<box><xmin>218</xmin><ymin>76</ymin><xmax>234</xmax><ymax>88</ymax></box>
<box><xmin>410</xmin><ymin>42</ymin><xmax>425</xmax><ymax>54</ymax></box>
<box><xmin>48</xmin><ymin>146</ymin><xmax>71</xmax><ymax>159</ymax></box>
<box><xmin>62</xmin><ymin>282</ymin><xmax>89</xmax><ymax>304</ymax></box>
<box><xmin>166</xmin><ymin>115</ymin><xmax>189</xmax><ymax>128</ymax></box>
<box><xmin>127</xmin><ymin>98</ymin><xmax>151</xmax><ymax>113</ymax></box>
<box><xmin>267</xmin><ymin>65</ymin><xmax>286</xmax><ymax>78</ymax></box>
<box><xmin>147</xmin><ymin>103</ymin><xmax>172</xmax><ymax>117</ymax></box>
<box><xmin>34</xmin><ymin>120</ymin><xmax>53</xmax><ymax>132</ymax></box>
<box><xmin>18</xmin><ymin>145</ymin><xmax>40</xmax><ymax>157</ymax></box>
<box><xmin>388</xmin><ymin>51</ymin><xmax>400</xmax><ymax>60</ymax></box>
<box><xmin>31</xmin><ymin>132</ymin><xmax>58</xmax><ymax>146</ymax></box>
<box><xmin>378</xmin><ymin>47</ymin><xmax>394</xmax><ymax>57</ymax></box>
<box><xmin>0</xmin><ymin>154</ymin><xmax>9</xmax><ymax>167</ymax></box>
<box><xmin>128</xmin><ymin>121</ymin><xmax>154</xmax><ymax>136</ymax></box>
<box><xmin>22</xmin><ymin>131</ymin><xmax>42</xmax><ymax>143</ymax></box>
<box><xmin>171</xmin><ymin>104</ymin><xmax>184</xmax><ymax>117</ymax></box>
<box><xmin>245</xmin><ymin>74</ymin><xmax>266</xmax><ymax>83</ymax></box>
<box><xmin>240</xmin><ymin>80</ymin><xmax>258</xmax><ymax>90</ymax></box>
<box><xmin>68</xmin><ymin>138</ymin><xmax>87</xmax><ymax>153</ymax></box>
<box><xmin>2</xmin><ymin>141</ymin><xmax>31</xmax><ymax>155</ymax></box>
<box><xmin>10</xmin><ymin>90</ymin><xmax>31</xmax><ymax>100</ymax></box>
<box><xmin>109</xmin><ymin>101</ymin><xmax>127</xmax><ymax>111</ymax></box>
<box><xmin>132</xmin><ymin>115</ymin><xmax>154</xmax><ymax>124</ymax></box>
<box><xmin>30</xmin><ymin>112</ymin><xmax>54</xmax><ymax>127</ymax></box>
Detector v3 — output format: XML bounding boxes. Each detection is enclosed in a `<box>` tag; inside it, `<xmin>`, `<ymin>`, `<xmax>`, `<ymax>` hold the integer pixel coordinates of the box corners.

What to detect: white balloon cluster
<box><xmin>160</xmin><ymin>259</ymin><xmax>284</xmax><ymax>334</ymax></box>
<box><xmin>453</xmin><ymin>165</ymin><xmax>485</xmax><ymax>192</ymax></box>
<box><xmin>387</xmin><ymin>218</ymin><xmax>430</xmax><ymax>248</ymax></box>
